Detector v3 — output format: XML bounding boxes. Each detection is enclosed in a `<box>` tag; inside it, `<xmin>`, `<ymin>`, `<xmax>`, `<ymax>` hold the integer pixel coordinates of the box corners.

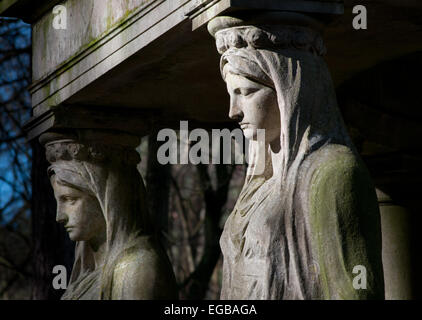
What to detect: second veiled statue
<box><xmin>41</xmin><ymin>130</ymin><xmax>178</xmax><ymax>300</ymax></box>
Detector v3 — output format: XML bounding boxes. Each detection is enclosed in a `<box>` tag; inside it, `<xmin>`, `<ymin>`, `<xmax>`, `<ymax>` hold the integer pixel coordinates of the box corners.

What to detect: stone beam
<box><xmin>189</xmin><ymin>0</ymin><xmax>344</xmax><ymax>30</ymax></box>
<box><xmin>30</xmin><ymin>0</ymin><xmax>196</xmax><ymax>118</ymax></box>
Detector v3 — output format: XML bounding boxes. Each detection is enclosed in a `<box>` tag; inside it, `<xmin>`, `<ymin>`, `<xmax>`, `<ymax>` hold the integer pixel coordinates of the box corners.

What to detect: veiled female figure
<box><xmin>42</xmin><ymin>131</ymin><xmax>178</xmax><ymax>300</ymax></box>
<box><xmin>212</xmin><ymin>21</ymin><xmax>385</xmax><ymax>299</ymax></box>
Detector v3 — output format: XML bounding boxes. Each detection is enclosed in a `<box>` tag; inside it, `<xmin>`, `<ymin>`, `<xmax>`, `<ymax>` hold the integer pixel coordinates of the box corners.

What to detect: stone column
<box><xmin>377</xmin><ymin>189</ymin><xmax>413</xmax><ymax>300</ymax></box>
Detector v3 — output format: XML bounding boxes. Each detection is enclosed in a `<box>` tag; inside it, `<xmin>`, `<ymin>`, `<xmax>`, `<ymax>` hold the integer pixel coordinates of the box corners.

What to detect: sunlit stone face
<box><xmin>225</xmin><ymin>73</ymin><xmax>280</xmax><ymax>143</ymax></box>
<box><xmin>51</xmin><ymin>176</ymin><xmax>105</xmax><ymax>242</ymax></box>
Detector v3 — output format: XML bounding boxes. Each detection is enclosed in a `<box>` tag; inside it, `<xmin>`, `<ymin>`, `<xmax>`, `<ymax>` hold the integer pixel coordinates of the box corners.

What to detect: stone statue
<box><xmin>209</xmin><ymin>14</ymin><xmax>385</xmax><ymax>299</ymax></box>
<box><xmin>40</xmin><ymin>130</ymin><xmax>178</xmax><ymax>300</ymax></box>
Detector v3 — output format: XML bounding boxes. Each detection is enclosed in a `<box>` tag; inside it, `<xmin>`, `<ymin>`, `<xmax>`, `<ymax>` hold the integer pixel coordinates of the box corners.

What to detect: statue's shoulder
<box><xmin>305</xmin><ymin>144</ymin><xmax>359</xmax><ymax>174</ymax></box>
<box><xmin>298</xmin><ymin>142</ymin><xmax>379</xmax><ymax>227</ymax></box>
<box><xmin>114</xmin><ymin>236</ymin><xmax>169</xmax><ymax>272</ymax></box>
<box><xmin>111</xmin><ymin>236</ymin><xmax>178</xmax><ymax>299</ymax></box>
<box><xmin>300</xmin><ymin>144</ymin><xmax>370</xmax><ymax>191</ymax></box>
<box><xmin>299</xmin><ymin>144</ymin><xmax>384</xmax><ymax>300</ymax></box>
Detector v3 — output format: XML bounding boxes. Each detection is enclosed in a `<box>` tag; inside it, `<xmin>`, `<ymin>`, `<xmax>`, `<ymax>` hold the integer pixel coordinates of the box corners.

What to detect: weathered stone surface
<box><xmin>32</xmin><ymin>0</ymin><xmax>155</xmax><ymax>81</ymax></box>
<box><xmin>40</xmin><ymin>130</ymin><xmax>178</xmax><ymax>300</ymax></box>
<box><xmin>210</xmin><ymin>14</ymin><xmax>384</xmax><ymax>299</ymax></box>
<box><xmin>30</xmin><ymin>0</ymin><xmax>197</xmax><ymax>118</ymax></box>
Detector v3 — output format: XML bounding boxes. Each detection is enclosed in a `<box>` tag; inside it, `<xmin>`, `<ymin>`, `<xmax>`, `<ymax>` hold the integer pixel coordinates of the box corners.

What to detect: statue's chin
<box><xmin>242</xmin><ymin>128</ymin><xmax>255</xmax><ymax>140</ymax></box>
<box><xmin>66</xmin><ymin>229</ymin><xmax>80</xmax><ymax>241</ymax></box>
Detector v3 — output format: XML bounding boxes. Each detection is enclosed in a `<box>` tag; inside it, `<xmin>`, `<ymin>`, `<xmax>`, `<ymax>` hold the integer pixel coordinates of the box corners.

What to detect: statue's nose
<box><xmin>56</xmin><ymin>205</ymin><xmax>68</xmax><ymax>224</ymax></box>
<box><xmin>229</xmin><ymin>99</ymin><xmax>243</xmax><ymax>121</ymax></box>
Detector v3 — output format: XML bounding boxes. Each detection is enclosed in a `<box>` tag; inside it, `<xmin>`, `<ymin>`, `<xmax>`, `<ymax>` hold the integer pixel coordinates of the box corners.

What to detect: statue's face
<box><xmin>225</xmin><ymin>73</ymin><xmax>280</xmax><ymax>142</ymax></box>
<box><xmin>51</xmin><ymin>176</ymin><xmax>106</xmax><ymax>242</ymax></box>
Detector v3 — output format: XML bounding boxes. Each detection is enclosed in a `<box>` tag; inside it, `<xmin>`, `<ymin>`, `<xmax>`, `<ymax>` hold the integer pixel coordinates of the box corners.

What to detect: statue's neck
<box><xmin>89</xmin><ymin>233</ymin><xmax>107</xmax><ymax>269</ymax></box>
<box><xmin>269</xmin><ymin>138</ymin><xmax>283</xmax><ymax>178</ymax></box>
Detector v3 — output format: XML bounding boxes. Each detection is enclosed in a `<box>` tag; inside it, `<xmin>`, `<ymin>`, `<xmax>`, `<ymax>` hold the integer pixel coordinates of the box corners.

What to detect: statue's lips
<box><xmin>240</xmin><ymin>123</ymin><xmax>250</xmax><ymax>129</ymax></box>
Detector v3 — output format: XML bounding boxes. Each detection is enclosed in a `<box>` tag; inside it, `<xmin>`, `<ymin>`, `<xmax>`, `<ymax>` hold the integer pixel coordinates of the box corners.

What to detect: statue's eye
<box><xmin>61</xmin><ymin>196</ymin><xmax>78</xmax><ymax>204</ymax></box>
<box><xmin>239</xmin><ymin>88</ymin><xmax>259</xmax><ymax>96</ymax></box>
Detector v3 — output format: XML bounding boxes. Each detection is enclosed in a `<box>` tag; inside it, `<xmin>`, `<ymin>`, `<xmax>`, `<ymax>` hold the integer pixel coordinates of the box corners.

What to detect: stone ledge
<box><xmin>30</xmin><ymin>0</ymin><xmax>195</xmax><ymax>116</ymax></box>
<box><xmin>190</xmin><ymin>0</ymin><xmax>344</xmax><ymax>30</ymax></box>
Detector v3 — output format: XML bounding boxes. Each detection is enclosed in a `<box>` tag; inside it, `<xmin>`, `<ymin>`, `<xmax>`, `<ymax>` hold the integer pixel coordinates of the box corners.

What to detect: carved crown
<box><xmin>40</xmin><ymin>131</ymin><xmax>141</xmax><ymax>166</ymax></box>
<box><xmin>215</xmin><ymin>25</ymin><xmax>326</xmax><ymax>56</ymax></box>
<box><xmin>209</xmin><ymin>12</ymin><xmax>327</xmax><ymax>56</ymax></box>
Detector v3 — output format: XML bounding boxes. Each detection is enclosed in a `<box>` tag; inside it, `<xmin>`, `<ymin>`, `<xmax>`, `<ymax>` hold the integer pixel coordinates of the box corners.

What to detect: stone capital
<box><xmin>39</xmin><ymin>130</ymin><xmax>141</xmax><ymax>167</ymax></box>
<box><xmin>208</xmin><ymin>12</ymin><xmax>327</xmax><ymax>56</ymax></box>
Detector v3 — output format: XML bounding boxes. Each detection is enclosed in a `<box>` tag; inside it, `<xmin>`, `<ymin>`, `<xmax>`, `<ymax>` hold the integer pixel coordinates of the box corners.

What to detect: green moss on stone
<box><xmin>308</xmin><ymin>145</ymin><xmax>382</xmax><ymax>299</ymax></box>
